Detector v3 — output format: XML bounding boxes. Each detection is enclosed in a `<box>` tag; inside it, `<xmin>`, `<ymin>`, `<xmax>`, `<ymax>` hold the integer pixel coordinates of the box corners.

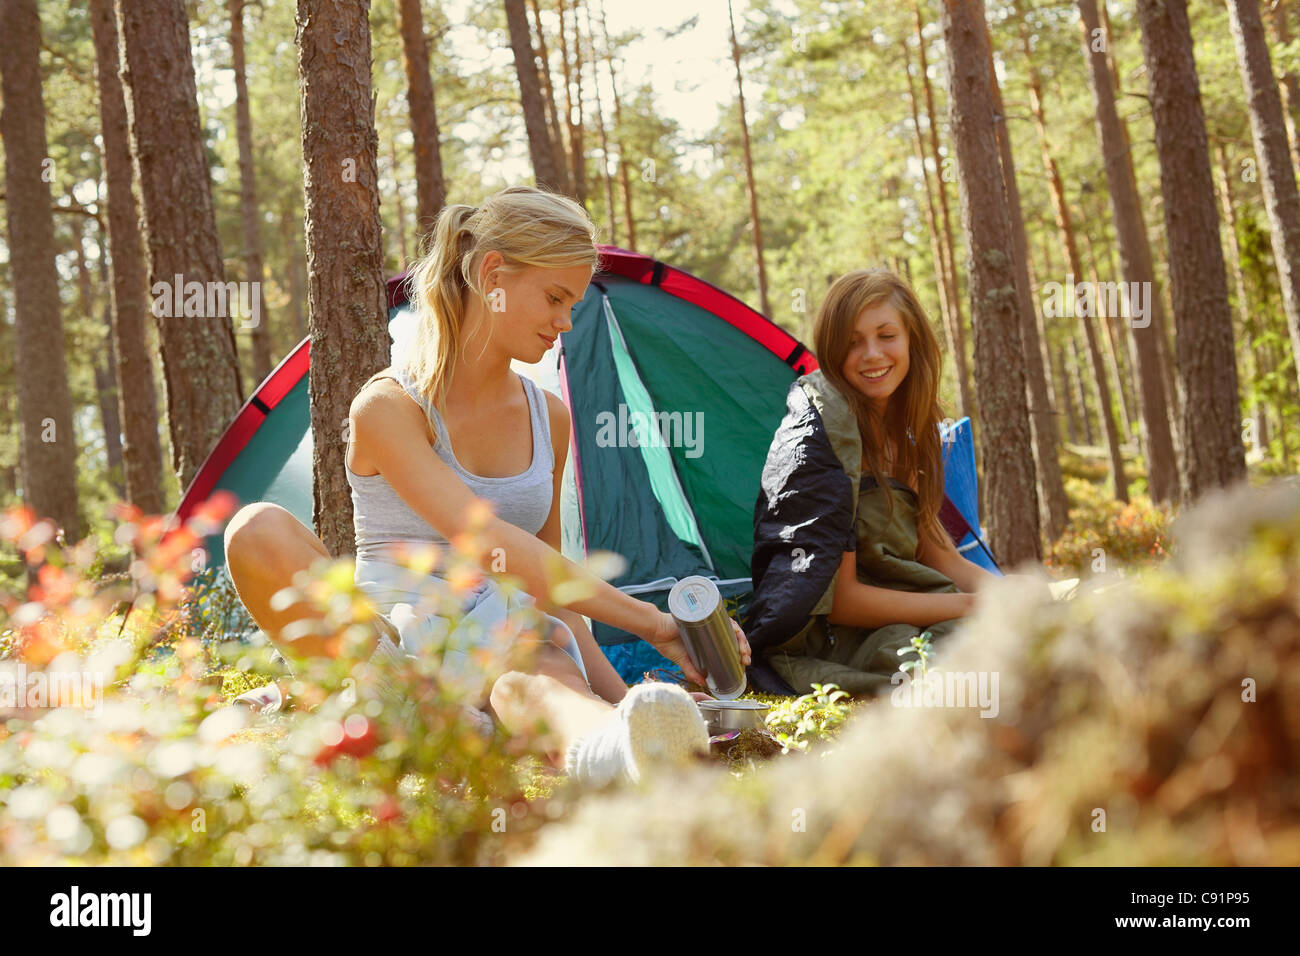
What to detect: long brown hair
<box><xmin>813</xmin><ymin>269</ymin><xmax>950</xmax><ymax>549</ymax></box>
<box><xmin>399</xmin><ymin>185</ymin><xmax>600</xmax><ymax>441</ymax></box>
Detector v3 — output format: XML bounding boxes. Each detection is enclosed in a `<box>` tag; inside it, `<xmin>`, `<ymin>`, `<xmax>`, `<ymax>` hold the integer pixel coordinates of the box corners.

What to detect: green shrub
<box><xmin>764</xmin><ymin>683</ymin><xmax>852</xmax><ymax>753</ymax></box>
<box><xmin>0</xmin><ymin>498</ymin><xmax>561</xmax><ymax>865</ymax></box>
<box><xmin>1047</xmin><ymin>479</ymin><xmax>1172</xmax><ymax>577</ymax></box>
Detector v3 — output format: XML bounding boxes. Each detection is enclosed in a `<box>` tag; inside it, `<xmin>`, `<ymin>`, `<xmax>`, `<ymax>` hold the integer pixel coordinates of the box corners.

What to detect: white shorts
<box><xmin>355</xmin><ymin>557</ymin><xmax>590</xmax><ymax>702</ymax></box>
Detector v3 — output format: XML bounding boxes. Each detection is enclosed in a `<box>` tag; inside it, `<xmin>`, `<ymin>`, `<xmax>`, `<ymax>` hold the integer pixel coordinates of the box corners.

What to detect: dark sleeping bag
<box><xmin>743</xmin><ymin>369</ymin><xmax>963</xmax><ymax>696</ymax></box>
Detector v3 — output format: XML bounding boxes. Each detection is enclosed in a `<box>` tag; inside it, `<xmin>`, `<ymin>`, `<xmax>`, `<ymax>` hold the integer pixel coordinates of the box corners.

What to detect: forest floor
<box><xmin>0</xmin><ymin>443</ymin><xmax>1291</xmax><ymax>865</ymax></box>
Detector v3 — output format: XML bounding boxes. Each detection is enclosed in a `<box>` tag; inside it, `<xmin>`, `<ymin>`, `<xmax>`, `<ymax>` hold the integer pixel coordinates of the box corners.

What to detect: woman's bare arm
<box><xmin>826</xmin><ymin>550</ymin><xmax>974</xmax><ymax>629</ymax></box>
<box><xmin>537</xmin><ymin>391</ymin><xmax>629</xmax><ymax>703</ymax></box>
<box><xmin>349</xmin><ymin>382</ymin><xmax>679</xmax><ymax>662</ymax></box>
<box><xmin>915</xmin><ymin>524</ymin><xmax>1001</xmax><ymax>593</ymax></box>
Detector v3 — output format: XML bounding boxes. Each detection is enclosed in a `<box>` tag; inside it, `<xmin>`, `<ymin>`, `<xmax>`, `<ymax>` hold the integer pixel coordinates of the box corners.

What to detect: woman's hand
<box><xmin>641</xmin><ymin>606</ymin><xmax>752</xmax><ymax>688</ymax></box>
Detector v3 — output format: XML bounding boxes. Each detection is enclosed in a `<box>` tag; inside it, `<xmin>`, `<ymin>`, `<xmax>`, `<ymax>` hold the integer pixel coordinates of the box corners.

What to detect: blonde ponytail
<box><xmin>399</xmin><ymin>186</ymin><xmax>599</xmax><ymax>441</ymax></box>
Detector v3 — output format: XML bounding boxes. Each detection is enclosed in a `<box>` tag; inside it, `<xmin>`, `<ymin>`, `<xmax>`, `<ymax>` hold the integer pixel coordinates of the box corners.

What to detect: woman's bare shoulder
<box><xmin>349</xmin><ymin>373</ymin><xmax>424</xmax><ymax>431</ymax></box>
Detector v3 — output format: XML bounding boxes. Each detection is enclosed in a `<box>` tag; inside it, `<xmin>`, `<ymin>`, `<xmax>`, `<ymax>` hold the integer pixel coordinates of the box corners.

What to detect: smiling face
<box><xmin>480</xmin><ymin>252</ymin><xmax>593</xmax><ymax>362</ymax></box>
<box><xmin>840</xmin><ymin>300</ymin><xmax>911</xmax><ymax>412</ymax></box>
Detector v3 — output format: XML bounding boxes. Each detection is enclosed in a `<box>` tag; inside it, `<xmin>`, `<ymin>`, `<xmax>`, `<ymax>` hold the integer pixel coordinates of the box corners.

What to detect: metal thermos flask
<box><xmin>667</xmin><ymin>576</ymin><xmax>746</xmax><ymax>699</ymax></box>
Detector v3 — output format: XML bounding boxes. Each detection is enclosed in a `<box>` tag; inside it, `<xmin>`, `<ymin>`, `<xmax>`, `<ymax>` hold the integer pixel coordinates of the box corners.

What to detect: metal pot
<box><xmin>697</xmin><ymin>699</ymin><xmax>770</xmax><ymax>736</ymax></box>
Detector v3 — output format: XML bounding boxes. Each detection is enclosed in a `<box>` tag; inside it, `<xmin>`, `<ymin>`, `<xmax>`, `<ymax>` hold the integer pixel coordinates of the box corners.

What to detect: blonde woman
<box><xmin>224</xmin><ymin>186</ymin><xmax>749</xmax><ymax>785</ymax></box>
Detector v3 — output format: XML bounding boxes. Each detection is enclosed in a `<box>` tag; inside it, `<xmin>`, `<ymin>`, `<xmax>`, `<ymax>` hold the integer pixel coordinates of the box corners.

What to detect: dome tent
<box><xmin>175</xmin><ymin>245</ymin><xmax>996</xmax><ymax>684</ymax></box>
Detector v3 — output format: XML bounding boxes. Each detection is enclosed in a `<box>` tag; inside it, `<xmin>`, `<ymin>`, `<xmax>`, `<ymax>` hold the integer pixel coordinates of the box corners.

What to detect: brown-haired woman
<box><xmin>745</xmin><ymin>269</ymin><xmax>997</xmax><ymax>696</ymax></box>
<box><xmin>223</xmin><ymin>185</ymin><xmax>749</xmax><ymax>785</ymax></box>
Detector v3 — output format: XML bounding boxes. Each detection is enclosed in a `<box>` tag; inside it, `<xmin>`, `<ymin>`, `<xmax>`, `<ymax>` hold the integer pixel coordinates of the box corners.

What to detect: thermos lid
<box><xmin>667</xmin><ymin>575</ymin><xmax>721</xmax><ymax>623</ymax></box>
<box><xmin>697</xmin><ymin>699</ymin><xmax>768</xmax><ymax>712</ymax></box>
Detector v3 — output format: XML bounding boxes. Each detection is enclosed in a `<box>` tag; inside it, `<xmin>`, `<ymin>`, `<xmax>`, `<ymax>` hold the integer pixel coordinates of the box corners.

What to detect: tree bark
<box><xmin>556</xmin><ymin>0</ymin><xmax>587</xmax><ymax>206</ymax></box>
<box><xmin>1069</xmin><ymin>333</ymin><xmax>1095</xmax><ymax>446</ymax></box>
<box><xmin>505</xmin><ymin>0</ymin><xmax>567</xmax><ymax>192</ymax></box>
<box><xmin>296</xmin><ymin>0</ymin><xmax>391</xmax><ymax>556</ymax></box>
<box><xmin>231</xmin><ymin>0</ymin><xmax>273</xmax><ymax>385</ymax></box>
<box><xmin>1054</xmin><ymin>342</ymin><xmax>1080</xmax><ymax>445</ymax></box>
<box><xmin>75</xmin><ymin>231</ymin><xmax>125</xmax><ymax>492</ymax></box>
<box><xmin>388</xmin><ymin>138</ymin><xmax>411</xmax><ymax>266</ymax></box>
<box><xmin>942</xmin><ymin>0</ymin><xmax>1041</xmax><ymax>566</ymax></box>
<box><xmin>397</xmin><ymin>0</ymin><xmax>447</xmax><ymax>237</ymax></box>
<box><xmin>984</xmin><ymin>17</ymin><xmax>1071</xmax><ymax>538</ymax></box>
<box><xmin>1227</xmin><ymin>0</ymin><xmax>1300</xmax><ymax>401</ymax></box>
<box><xmin>1087</xmin><ymin>217</ymin><xmax>1142</xmax><ymax>443</ymax></box>
<box><xmin>88</xmin><ymin>0</ymin><xmax>164</xmax><ymax>514</ymax></box>
<box><xmin>93</xmin><ymin>230</ymin><xmax>127</xmax><ymax>496</ymax></box>
<box><xmin>583</xmin><ymin>0</ymin><xmax>618</xmax><ymax>244</ymax></box>
<box><xmin>1135</xmin><ymin>0</ymin><xmax>1247</xmax><ymax>499</ymax></box>
<box><xmin>1268</xmin><ymin>0</ymin><xmax>1300</xmax><ymax>176</ymax></box>
<box><xmin>281</xmin><ymin>198</ymin><xmax>307</xmax><ymax>340</ymax></box>
<box><xmin>596</xmin><ymin>0</ymin><xmax>635</xmax><ymax>250</ymax></box>
<box><xmin>530</xmin><ymin>0</ymin><xmax>572</xmax><ymax>196</ymax></box>
<box><xmin>903</xmin><ymin>39</ymin><xmax>964</xmax><ymax>416</ymax></box>
<box><xmin>912</xmin><ymin>0</ymin><xmax>973</xmax><ymax>421</ymax></box>
<box><xmin>1215</xmin><ymin>139</ymin><xmax>1272</xmax><ymax>458</ymax></box>
<box><xmin>728</xmin><ymin>0</ymin><xmax>772</xmax><ymax>317</ymax></box>
<box><xmin>117</xmin><ymin>0</ymin><xmax>244</xmax><ymax>492</ymax></box>
<box><xmin>1076</xmin><ymin>0</ymin><xmax>1181</xmax><ymax>503</ymax></box>
<box><xmin>1</xmin><ymin>0</ymin><xmax>82</xmax><ymax>540</ymax></box>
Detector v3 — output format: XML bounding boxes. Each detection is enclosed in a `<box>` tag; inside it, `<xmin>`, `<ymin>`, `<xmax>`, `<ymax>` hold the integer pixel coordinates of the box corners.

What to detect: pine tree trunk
<box><xmin>1054</xmin><ymin>342</ymin><xmax>1080</xmax><ymax>445</ymax></box>
<box><xmin>0</xmin><ymin>285</ymin><xmax>13</xmax><ymax>500</ymax></box>
<box><xmin>1076</xmin><ymin>0</ymin><xmax>1181</xmax><ymax>503</ymax></box>
<box><xmin>1</xmin><ymin>0</ymin><xmax>82</xmax><ymax>540</ymax></box>
<box><xmin>93</xmin><ymin>232</ymin><xmax>127</xmax><ymax>497</ymax></box>
<box><xmin>904</xmin><ymin>42</ymin><xmax>960</xmax><ymax>413</ymax></box>
<box><xmin>505</xmin><ymin>0</ymin><xmax>567</xmax><ymax>192</ymax></box>
<box><xmin>389</xmin><ymin>138</ymin><xmax>411</xmax><ymax>266</ymax></box>
<box><xmin>88</xmin><ymin>0</ymin><xmax>165</xmax><ymax>515</ymax></box>
<box><xmin>556</xmin><ymin>0</ymin><xmax>587</xmax><ymax>206</ymax></box>
<box><xmin>296</xmin><ymin>0</ymin><xmax>391</xmax><ymax>556</ymax></box>
<box><xmin>397</xmin><ymin>0</ymin><xmax>447</xmax><ymax>237</ymax></box>
<box><xmin>1025</xmin><ymin>239</ymin><xmax>1063</xmax><ymax>444</ymax></box>
<box><xmin>1135</xmin><ymin>0</ymin><xmax>1247</xmax><ymax>500</ymax></box>
<box><xmin>1215</xmin><ymin>140</ymin><xmax>1272</xmax><ymax>457</ymax></box>
<box><xmin>1268</xmin><ymin>0</ymin><xmax>1300</xmax><ymax>176</ymax></box>
<box><xmin>597</xmin><ymin>0</ymin><xmax>635</xmax><ymax>251</ymax></box>
<box><xmin>1069</xmin><ymin>332</ymin><xmax>1095</xmax><ymax>446</ymax></box>
<box><xmin>1088</xmin><ymin>220</ymin><xmax>1142</xmax><ymax>445</ymax></box>
<box><xmin>230</xmin><ymin>0</ymin><xmax>273</xmax><ymax>386</ymax></box>
<box><xmin>1080</xmin><ymin>230</ymin><xmax>1134</xmax><ymax>447</ymax></box>
<box><xmin>583</xmin><ymin>0</ymin><xmax>618</xmax><ymax>245</ymax></box>
<box><xmin>75</xmin><ymin>234</ymin><xmax>125</xmax><ymax>491</ymax></box>
<box><xmin>117</xmin><ymin>0</ymin><xmax>244</xmax><ymax>492</ymax></box>
<box><xmin>530</xmin><ymin>0</ymin><xmax>572</xmax><ymax>196</ymax></box>
<box><xmin>913</xmin><ymin>0</ymin><xmax>973</xmax><ymax>420</ymax></box>
<box><xmin>281</xmin><ymin>200</ymin><xmax>307</xmax><ymax>340</ymax></box>
<box><xmin>942</xmin><ymin>0</ymin><xmax>1041</xmax><ymax>566</ymax></box>
<box><xmin>1227</xmin><ymin>0</ymin><xmax>1300</xmax><ymax>401</ymax></box>
<box><xmin>1035</xmin><ymin>231</ymin><xmax>1069</xmax><ymax>437</ymax></box>
<box><xmin>728</xmin><ymin>0</ymin><xmax>772</xmax><ymax>317</ymax></box>
<box><xmin>983</xmin><ymin>21</ymin><xmax>1070</xmax><ymax>539</ymax></box>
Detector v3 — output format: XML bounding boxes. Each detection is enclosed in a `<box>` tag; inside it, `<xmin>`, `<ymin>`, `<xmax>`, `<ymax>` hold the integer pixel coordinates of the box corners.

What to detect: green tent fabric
<box><xmin>175</xmin><ymin>246</ymin><xmax>817</xmax><ymax>683</ymax></box>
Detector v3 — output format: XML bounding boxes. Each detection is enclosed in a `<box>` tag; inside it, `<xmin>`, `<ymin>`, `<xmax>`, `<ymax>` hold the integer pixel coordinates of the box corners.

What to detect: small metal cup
<box><xmin>668</xmin><ymin>576</ymin><xmax>746</xmax><ymax>699</ymax></box>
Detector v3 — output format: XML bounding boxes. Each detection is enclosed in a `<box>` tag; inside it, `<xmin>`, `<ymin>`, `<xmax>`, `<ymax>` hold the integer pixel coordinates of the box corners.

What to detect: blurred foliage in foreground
<box><xmin>517</xmin><ymin>478</ymin><xmax>1300</xmax><ymax>865</ymax></box>
<box><xmin>2</xmin><ymin>473</ymin><xmax>1299</xmax><ymax>865</ymax></box>
<box><xmin>0</xmin><ymin>496</ymin><xmax>567</xmax><ymax>865</ymax></box>
<box><xmin>1045</xmin><ymin>476</ymin><xmax>1172</xmax><ymax>578</ymax></box>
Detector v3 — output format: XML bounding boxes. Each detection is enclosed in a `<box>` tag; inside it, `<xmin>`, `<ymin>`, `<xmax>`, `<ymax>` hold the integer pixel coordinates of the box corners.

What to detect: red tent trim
<box><xmin>179</xmin><ymin>248</ymin><xmax>817</xmax><ymax>523</ymax></box>
<box><xmin>174</xmin><ymin>340</ymin><xmax>310</xmax><ymax>525</ymax></box>
<box><xmin>384</xmin><ymin>244</ymin><xmax>820</xmax><ymax>375</ymax></box>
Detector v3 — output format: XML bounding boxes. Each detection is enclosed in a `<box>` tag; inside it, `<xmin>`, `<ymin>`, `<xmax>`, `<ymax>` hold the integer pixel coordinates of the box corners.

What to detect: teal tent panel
<box><xmin>604</xmin><ymin>281</ymin><xmax>799</xmax><ymax>580</ymax></box>
<box><xmin>561</xmin><ymin>281</ymin><xmax>712</xmax><ymax>647</ymax></box>
<box><xmin>198</xmin><ymin>377</ymin><xmax>314</xmax><ymax>566</ymax></box>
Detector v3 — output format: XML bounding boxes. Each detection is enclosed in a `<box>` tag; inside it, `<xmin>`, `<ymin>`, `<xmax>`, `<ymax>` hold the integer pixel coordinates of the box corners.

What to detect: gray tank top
<box><xmin>347</xmin><ymin>368</ymin><xmax>556</xmax><ymax>562</ymax></box>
